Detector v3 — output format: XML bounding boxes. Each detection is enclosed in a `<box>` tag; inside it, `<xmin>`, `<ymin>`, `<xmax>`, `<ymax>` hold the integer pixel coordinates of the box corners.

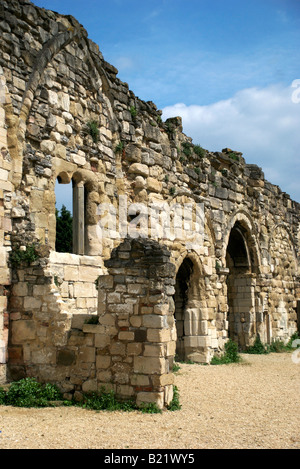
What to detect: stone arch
<box><xmin>10</xmin><ymin>18</ymin><xmax>116</xmax><ymax>190</ymax></box>
<box><xmin>222</xmin><ymin>209</ymin><xmax>261</xmax><ymax>272</ymax></box>
<box><xmin>173</xmin><ymin>252</ymin><xmax>208</xmax><ymax>362</ymax></box>
<box><xmin>224</xmin><ymin>211</ymin><xmax>261</xmax><ymax>349</ymax></box>
<box><xmin>53</xmin><ymin>167</ymin><xmax>100</xmax><ymax>255</ymax></box>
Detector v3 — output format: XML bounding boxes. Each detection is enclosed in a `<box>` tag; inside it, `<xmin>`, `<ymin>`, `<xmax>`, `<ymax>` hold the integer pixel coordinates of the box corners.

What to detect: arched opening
<box><xmin>174</xmin><ymin>257</ymin><xmax>194</xmax><ymax>361</ymax></box>
<box><xmin>55</xmin><ymin>174</ymin><xmax>88</xmax><ymax>255</ymax></box>
<box><xmin>226</xmin><ymin>222</ymin><xmax>256</xmax><ymax>349</ymax></box>
<box><xmin>55</xmin><ymin>177</ymin><xmax>73</xmax><ymax>253</ymax></box>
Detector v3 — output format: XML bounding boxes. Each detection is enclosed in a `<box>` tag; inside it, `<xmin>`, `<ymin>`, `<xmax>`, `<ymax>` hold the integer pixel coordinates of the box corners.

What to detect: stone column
<box><xmin>94</xmin><ymin>237</ymin><xmax>177</xmax><ymax>409</ymax></box>
<box><xmin>73</xmin><ymin>181</ymin><xmax>85</xmax><ymax>255</ymax></box>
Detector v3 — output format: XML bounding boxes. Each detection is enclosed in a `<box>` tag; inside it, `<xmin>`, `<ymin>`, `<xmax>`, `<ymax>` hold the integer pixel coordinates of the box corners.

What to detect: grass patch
<box><xmin>0</xmin><ymin>378</ymin><xmax>63</xmax><ymax>408</ymax></box>
<box><xmin>0</xmin><ymin>380</ymin><xmax>181</xmax><ymax>413</ymax></box>
<box><xmin>9</xmin><ymin>243</ymin><xmax>40</xmax><ymax>268</ymax></box>
<box><xmin>211</xmin><ymin>340</ymin><xmax>241</xmax><ymax>365</ymax></box>
<box><xmin>244</xmin><ymin>335</ymin><xmax>269</xmax><ymax>355</ymax></box>
<box><xmin>167</xmin><ymin>386</ymin><xmax>181</xmax><ymax>411</ymax></box>
<box><xmin>244</xmin><ymin>333</ymin><xmax>300</xmax><ymax>355</ymax></box>
<box><xmin>86</xmin><ymin>120</ymin><xmax>99</xmax><ymax>143</ymax></box>
<box><xmin>193</xmin><ymin>144</ymin><xmax>205</xmax><ymax>158</ymax></box>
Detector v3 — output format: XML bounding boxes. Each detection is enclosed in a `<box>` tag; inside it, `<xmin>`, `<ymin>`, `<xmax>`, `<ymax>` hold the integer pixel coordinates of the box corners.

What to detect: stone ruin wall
<box><xmin>0</xmin><ymin>0</ymin><xmax>299</xmax><ymax>407</ymax></box>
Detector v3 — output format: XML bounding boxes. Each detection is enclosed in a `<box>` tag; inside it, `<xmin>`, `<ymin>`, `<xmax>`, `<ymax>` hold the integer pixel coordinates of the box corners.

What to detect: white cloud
<box><xmin>162</xmin><ymin>84</ymin><xmax>300</xmax><ymax>202</ymax></box>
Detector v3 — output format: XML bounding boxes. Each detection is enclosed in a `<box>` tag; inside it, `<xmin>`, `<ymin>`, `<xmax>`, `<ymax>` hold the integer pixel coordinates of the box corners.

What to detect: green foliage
<box><xmin>0</xmin><ymin>378</ymin><xmax>62</xmax><ymax>408</ymax></box>
<box><xmin>194</xmin><ymin>167</ymin><xmax>201</xmax><ymax>175</ymax></box>
<box><xmin>245</xmin><ymin>335</ymin><xmax>269</xmax><ymax>355</ymax></box>
<box><xmin>78</xmin><ymin>388</ymin><xmax>162</xmax><ymax>413</ymax></box>
<box><xmin>268</xmin><ymin>340</ymin><xmax>287</xmax><ymax>353</ymax></box>
<box><xmin>211</xmin><ymin>339</ymin><xmax>241</xmax><ymax>365</ymax></box>
<box><xmin>172</xmin><ymin>363</ymin><xmax>181</xmax><ymax>373</ymax></box>
<box><xmin>181</xmin><ymin>142</ymin><xmax>192</xmax><ymax>157</ymax></box>
<box><xmin>115</xmin><ymin>141</ymin><xmax>125</xmax><ymax>153</ymax></box>
<box><xmin>55</xmin><ymin>205</ymin><xmax>73</xmax><ymax>253</ymax></box>
<box><xmin>9</xmin><ymin>243</ymin><xmax>40</xmax><ymax>268</ymax></box>
<box><xmin>139</xmin><ymin>402</ymin><xmax>162</xmax><ymax>414</ymax></box>
<box><xmin>285</xmin><ymin>332</ymin><xmax>300</xmax><ymax>350</ymax></box>
<box><xmin>169</xmin><ymin>186</ymin><xmax>176</xmax><ymax>196</ymax></box>
<box><xmin>129</xmin><ymin>106</ymin><xmax>137</xmax><ymax>118</ymax></box>
<box><xmin>228</xmin><ymin>152</ymin><xmax>239</xmax><ymax>161</ymax></box>
<box><xmin>167</xmin><ymin>386</ymin><xmax>181</xmax><ymax>411</ymax></box>
<box><xmin>244</xmin><ymin>333</ymin><xmax>300</xmax><ymax>355</ymax></box>
<box><xmin>0</xmin><ymin>387</ymin><xmax>6</xmax><ymax>405</ymax></box>
<box><xmin>193</xmin><ymin>144</ymin><xmax>205</xmax><ymax>158</ymax></box>
<box><xmin>78</xmin><ymin>389</ymin><xmax>135</xmax><ymax>412</ymax></box>
<box><xmin>86</xmin><ymin>120</ymin><xmax>100</xmax><ymax>143</ymax></box>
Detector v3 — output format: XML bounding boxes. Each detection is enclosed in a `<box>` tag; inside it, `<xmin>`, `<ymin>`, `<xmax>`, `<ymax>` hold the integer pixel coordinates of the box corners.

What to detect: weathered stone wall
<box><xmin>0</xmin><ymin>0</ymin><xmax>299</xmax><ymax>405</ymax></box>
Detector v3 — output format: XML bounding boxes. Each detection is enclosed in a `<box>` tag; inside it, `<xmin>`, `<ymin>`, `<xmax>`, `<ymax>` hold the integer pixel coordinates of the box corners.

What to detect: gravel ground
<box><xmin>0</xmin><ymin>353</ymin><xmax>299</xmax><ymax>450</ymax></box>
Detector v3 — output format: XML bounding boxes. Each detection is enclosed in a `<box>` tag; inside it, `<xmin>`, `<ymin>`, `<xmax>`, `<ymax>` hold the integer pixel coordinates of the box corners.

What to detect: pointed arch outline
<box><xmin>222</xmin><ymin>209</ymin><xmax>261</xmax><ymax>274</ymax></box>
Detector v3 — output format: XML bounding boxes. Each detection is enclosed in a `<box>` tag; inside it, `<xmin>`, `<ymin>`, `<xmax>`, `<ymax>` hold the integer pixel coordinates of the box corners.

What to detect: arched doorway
<box><xmin>226</xmin><ymin>222</ymin><xmax>256</xmax><ymax>349</ymax></box>
<box><xmin>173</xmin><ymin>255</ymin><xmax>209</xmax><ymax>362</ymax></box>
<box><xmin>174</xmin><ymin>257</ymin><xmax>194</xmax><ymax>361</ymax></box>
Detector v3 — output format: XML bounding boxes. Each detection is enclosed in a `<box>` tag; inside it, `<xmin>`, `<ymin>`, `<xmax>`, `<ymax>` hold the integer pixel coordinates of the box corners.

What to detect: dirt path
<box><xmin>0</xmin><ymin>353</ymin><xmax>299</xmax><ymax>449</ymax></box>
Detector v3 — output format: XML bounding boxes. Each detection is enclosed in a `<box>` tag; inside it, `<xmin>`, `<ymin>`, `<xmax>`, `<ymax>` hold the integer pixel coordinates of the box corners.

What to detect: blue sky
<box><xmin>33</xmin><ymin>0</ymin><xmax>300</xmax><ymax>203</ymax></box>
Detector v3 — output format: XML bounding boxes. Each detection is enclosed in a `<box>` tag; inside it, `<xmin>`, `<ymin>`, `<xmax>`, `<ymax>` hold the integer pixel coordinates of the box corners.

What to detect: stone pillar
<box><xmin>95</xmin><ymin>237</ymin><xmax>176</xmax><ymax>409</ymax></box>
<box><xmin>73</xmin><ymin>181</ymin><xmax>85</xmax><ymax>255</ymax></box>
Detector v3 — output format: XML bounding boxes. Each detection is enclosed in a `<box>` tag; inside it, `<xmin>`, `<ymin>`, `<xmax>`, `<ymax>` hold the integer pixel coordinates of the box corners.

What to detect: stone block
<box><xmin>82</xmin><ymin>324</ymin><xmax>105</xmax><ymax>334</ymax></box>
<box><xmin>49</xmin><ymin>251</ymin><xmax>80</xmax><ymax>265</ymax></box>
<box><xmin>82</xmin><ymin>379</ymin><xmax>97</xmax><ymax>393</ymax></box>
<box><xmin>97</xmin><ymin>370</ymin><xmax>112</xmax><ymax>383</ymax></box>
<box><xmin>142</xmin><ymin>314</ymin><xmax>166</xmax><ymax>329</ymax></box>
<box><xmin>151</xmin><ymin>373</ymin><xmax>174</xmax><ymax>387</ymax></box>
<box><xmin>64</xmin><ymin>265</ymin><xmax>79</xmax><ymax>281</ymax></box>
<box><xmin>127</xmin><ymin>343</ymin><xmax>143</xmax><ymax>356</ymax></box>
<box><xmin>96</xmin><ymin>355</ymin><xmax>111</xmax><ymax>369</ymax></box>
<box><xmin>24</xmin><ymin>296</ymin><xmax>42</xmax><ymax>311</ymax></box>
<box><xmin>108</xmin><ymin>303</ymin><xmax>133</xmax><ymax>315</ymax></box>
<box><xmin>136</xmin><ymin>391</ymin><xmax>164</xmax><ymax>410</ymax></box>
<box><xmin>143</xmin><ymin>344</ymin><xmax>164</xmax><ymax>357</ymax></box>
<box><xmin>78</xmin><ymin>347</ymin><xmax>95</xmax><ymax>363</ymax></box>
<box><xmin>110</xmin><ymin>342</ymin><xmax>126</xmax><ymax>356</ymax></box>
<box><xmin>147</xmin><ymin>328</ymin><xmax>171</xmax><ymax>343</ymax></box>
<box><xmin>57</xmin><ymin>349</ymin><xmax>76</xmax><ymax>366</ymax></box>
<box><xmin>95</xmin><ymin>334</ymin><xmax>111</xmax><ymax>349</ymax></box>
<box><xmin>147</xmin><ymin>177</ymin><xmax>162</xmax><ymax>193</ymax></box>
<box><xmin>117</xmin><ymin>384</ymin><xmax>134</xmax><ymax>398</ymax></box>
<box><xmin>11</xmin><ymin>320</ymin><xmax>36</xmax><ymax>344</ymax></box>
<box><xmin>74</xmin><ymin>282</ymin><xmax>95</xmax><ymax>298</ymax></box>
<box><xmin>128</xmin><ymin>163</ymin><xmax>149</xmax><ymax>177</ymax></box>
<box><xmin>99</xmin><ymin>314</ymin><xmax>116</xmax><ymax>326</ymax></box>
<box><xmin>118</xmin><ymin>331</ymin><xmax>135</xmax><ymax>341</ymax></box>
<box><xmin>78</xmin><ymin>266</ymin><xmax>100</xmax><ymax>282</ymax></box>
<box><xmin>134</xmin><ymin>356</ymin><xmax>166</xmax><ymax>374</ymax></box>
